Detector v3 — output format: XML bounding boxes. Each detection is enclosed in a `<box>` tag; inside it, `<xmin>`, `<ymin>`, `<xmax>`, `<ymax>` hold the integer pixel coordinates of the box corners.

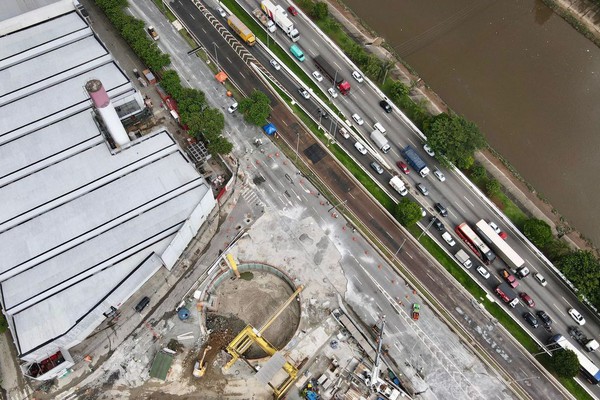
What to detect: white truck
<box><xmin>261</xmin><ymin>0</ymin><xmax>300</xmax><ymax>42</ymax></box>
<box><xmin>389</xmin><ymin>176</ymin><xmax>408</xmax><ymax>196</ymax></box>
<box><xmin>454</xmin><ymin>249</ymin><xmax>473</xmax><ymax>269</ymax></box>
<box><xmin>252</xmin><ymin>8</ymin><xmax>276</xmax><ymax>33</ymax></box>
<box><xmin>370</xmin><ymin>130</ymin><xmax>391</xmax><ymax>153</ymax></box>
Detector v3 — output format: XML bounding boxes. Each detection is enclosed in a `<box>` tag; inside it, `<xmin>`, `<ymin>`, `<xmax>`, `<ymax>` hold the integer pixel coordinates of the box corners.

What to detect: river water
<box><xmin>343</xmin><ymin>0</ymin><xmax>600</xmax><ymax>245</ymax></box>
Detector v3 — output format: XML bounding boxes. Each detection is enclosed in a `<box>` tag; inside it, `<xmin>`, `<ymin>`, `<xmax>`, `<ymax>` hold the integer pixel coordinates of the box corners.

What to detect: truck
<box><xmin>495</xmin><ymin>283</ymin><xmax>519</xmax><ymax>307</ymax></box>
<box><xmin>252</xmin><ymin>8</ymin><xmax>276</xmax><ymax>33</ymax></box>
<box><xmin>569</xmin><ymin>327</ymin><xmax>600</xmax><ymax>352</ymax></box>
<box><xmin>411</xmin><ymin>303</ymin><xmax>420</xmax><ymax>320</ymax></box>
<box><xmin>261</xmin><ymin>0</ymin><xmax>300</xmax><ymax>42</ymax></box>
<box><xmin>313</xmin><ymin>55</ymin><xmax>351</xmax><ymax>95</ymax></box>
<box><xmin>454</xmin><ymin>249</ymin><xmax>473</xmax><ymax>269</ymax></box>
<box><xmin>370</xmin><ymin>130</ymin><xmax>391</xmax><ymax>153</ymax></box>
<box><xmin>402</xmin><ymin>145</ymin><xmax>430</xmax><ymax>177</ymax></box>
<box><xmin>227</xmin><ymin>15</ymin><xmax>256</xmax><ymax>46</ymax></box>
<box><xmin>389</xmin><ymin>176</ymin><xmax>408</xmax><ymax>196</ymax></box>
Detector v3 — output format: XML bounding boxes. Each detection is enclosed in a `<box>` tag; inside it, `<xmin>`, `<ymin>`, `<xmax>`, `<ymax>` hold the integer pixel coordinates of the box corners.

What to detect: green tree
<box><xmin>470</xmin><ymin>163</ymin><xmax>487</xmax><ymax>181</ymax></box>
<box><xmin>209</xmin><ymin>136</ymin><xmax>234</xmax><ymax>155</ymax></box>
<box><xmin>544</xmin><ymin>239</ymin><xmax>570</xmax><ymax>262</ymax></box>
<box><xmin>388</xmin><ymin>80</ymin><xmax>409</xmax><ymax>104</ymax></box>
<box><xmin>523</xmin><ymin>219</ymin><xmax>553</xmax><ymax>249</ymax></box>
<box><xmin>424</xmin><ymin>113</ymin><xmax>486</xmax><ymax>168</ymax></box>
<box><xmin>394</xmin><ymin>198</ymin><xmax>422</xmax><ymax>227</ymax></box>
<box><xmin>485</xmin><ymin>178</ymin><xmax>500</xmax><ymax>196</ymax></box>
<box><xmin>311</xmin><ymin>2</ymin><xmax>328</xmax><ymax>20</ymax></box>
<box><xmin>549</xmin><ymin>349</ymin><xmax>579</xmax><ymax>378</ymax></box>
<box><xmin>558</xmin><ymin>250</ymin><xmax>600</xmax><ymax>303</ymax></box>
<box><xmin>239</xmin><ymin>90</ymin><xmax>271</xmax><ymax>126</ymax></box>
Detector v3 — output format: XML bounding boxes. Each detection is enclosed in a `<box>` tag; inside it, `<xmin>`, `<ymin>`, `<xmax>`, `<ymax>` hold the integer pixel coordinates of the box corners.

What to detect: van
<box><xmin>227</xmin><ymin>102</ymin><xmax>238</xmax><ymax>113</ymax></box>
<box><xmin>135</xmin><ymin>296</ymin><xmax>150</xmax><ymax>312</ymax></box>
<box><xmin>290</xmin><ymin>44</ymin><xmax>305</xmax><ymax>62</ymax></box>
<box><xmin>373</xmin><ymin>122</ymin><xmax>386</xmax><ymax>134</ymax></box>
<box><xmin>354</xmin><ymin>141</ymin><xmax>367</xmax><ymax>155</ymax></box>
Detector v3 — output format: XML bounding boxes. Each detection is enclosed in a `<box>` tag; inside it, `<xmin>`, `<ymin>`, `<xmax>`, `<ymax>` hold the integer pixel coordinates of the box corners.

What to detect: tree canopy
<box><xmin>558</xmin><ymin>250</ymin><xmax>600</xmax><ymax>306</ymax></box>
<box><xmin>239</xmin><ymin>90</ymin><xmax>271</xmax><ymax>126</ymax></box>
<box><xmin>523</xmin><ymin>219</ymin><xmax>553</xmax><ymax>249</ymax></box>
<box><xmin>549</xmin><ymin>349</ymin><xmax>579</xmax><ymax>378</ymax></box>
<box><xmin>394</xmin><ymin>198</ymin><xmax>423</xmax><ymax>227</ymax></box>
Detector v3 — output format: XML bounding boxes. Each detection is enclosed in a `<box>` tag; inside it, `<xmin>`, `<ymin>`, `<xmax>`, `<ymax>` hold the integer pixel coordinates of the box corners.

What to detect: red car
<box><xmin>396</xmin><ymin>161</ymin><xmax>410</xmax><ymax>174</ymax></box>
<box><xmin>288</xmin><ymin>5</ymin><xmax>298</xmax><ymax>16</ymax></box>
<box><xmin>501</xmin><ymin>269</ymin><xmax>519</xmax><ymax>288</ymax></box>
<box><xmin>520</xmin><ymin>292</ymin><xmax>535</xmax><ymax>307</ymax></box>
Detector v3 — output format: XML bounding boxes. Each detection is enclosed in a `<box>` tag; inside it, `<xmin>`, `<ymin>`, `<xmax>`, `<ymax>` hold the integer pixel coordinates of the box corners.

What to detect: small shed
<box><xmin>262</xmin><ymin>123</ymin><xmax>277</xmax><ymax>136</ymax></box>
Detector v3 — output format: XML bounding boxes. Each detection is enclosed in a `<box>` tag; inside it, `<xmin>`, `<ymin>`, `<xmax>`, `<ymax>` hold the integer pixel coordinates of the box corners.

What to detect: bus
<box><xmin>548</xmin><ymin>334</ymin><xmax>600</xmax><ymax>384</ymax></box>
<box><xmin>455</xmin><ymin>223</ymin><xmax>496</xmax><ymax>264</ymax></box>
<box><xmin>289</xmin><ymin>44</ymin><xmax>305</xmax><ymax>62</ymax></box>
<box><xmin>475</xmin><ymin>219</ymin><xmax>524</xmax><ymax>270</ymax></box>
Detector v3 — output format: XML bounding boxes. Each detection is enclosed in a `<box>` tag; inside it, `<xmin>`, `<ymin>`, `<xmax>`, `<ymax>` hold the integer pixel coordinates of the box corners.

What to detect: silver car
<box><xmin>370</xmin><ymin>161</ymin><xmax>384</xmax><ymax>174</ymax></box>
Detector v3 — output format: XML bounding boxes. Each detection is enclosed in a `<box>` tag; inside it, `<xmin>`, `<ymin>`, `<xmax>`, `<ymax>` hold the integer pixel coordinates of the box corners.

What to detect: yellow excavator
<box><xmin>193</xmin><ymin>345</ymin><xmax>211</xmax><ymax>378</ymax></box>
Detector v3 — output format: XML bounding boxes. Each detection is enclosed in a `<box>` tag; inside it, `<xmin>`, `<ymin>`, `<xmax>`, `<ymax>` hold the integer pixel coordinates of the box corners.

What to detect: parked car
<box><xmin>476</xmin><ymin>265</ymin><xmax>490</xmax><ymax>279</ymax></box>
<box><xmin>287</xmin><ymin>5</ymin><xmax>298</xmax><ymax>16</ymax></box>
<box><xmin>416</xmin><ymin>183</ymin><xmax>429</xmax><ymax>196</ymax></box>
<box><xmin>519</xmin><ymin>292</ymin><xmax>535</xmax><ymax>307</ymax></box>
<box><xmin>270</xmin><ymin>59</ymin><xmax>281</xmax><ymax>70</ymax></box>
<box><xmin>327</xmin><ymin>87</ymin><xmax>338</xmax><ymax>98</ymax></box>
<box><xmin>430</xmin><ymin>217</ymin><xmax>444</xmax><ymax>231</ymax></box>
<box><xmin>297</xmin><ymin>87</ymin><xmax>310</xmax><ymax>100</ymax></box>
<box><xmin>423</xmin><ymin>144</ymin><xmax>435</xmax><ymax>157</ymax></box>
<box><xmin>354</xmin><ymin>141</ymin><xmax>367</xmax><ymax>155</ymax></box>
<box><xmin>352</xmin><ymin>70</ymin><xmax>364</xmax><ymax>82</ymax></box>
<box><xmin>433</xmin><ymin>169</ymin><xmax>446</xmax><ymax>182</ymax></box>
<box><xmin>569</xmin><ymin>308</ymin><xmax>586</xmax><ymax>325</ymax></box>
<box><xmin>534</xmin><ymin>272</ymin><xmax>547</xmax><ymax>287</ymax></box>
<box><xmin>227</xmin><ymin>102</ymin><xmax>238</xmax><ymax>113</ymax></box>
<box><xmin>312</xmin><ymin>70</ymin><xmax>323</xmax><ymax>82</ymax></box>
<box><xmin>397</xmin><ymin>161</ymin><xmax>409</xmax><ymax>174</ymax></box>
<box><xmin>379</xmin><ymin>100</ymin><xmax>392</xmax><ymax>113</ymax></box>
<box><xmin>489</xmin><ymin>221</ymin><xmax>508</xmax><ymax>239</ymax></box>
<box><xmin>442</xmin><ymin>232</ymin><xmax>456</xmax><ymax>246</ymax></box>
<box><xmin>434</xmin><ymin>202</ymin><xmax>448</xmax><ymax>217</ymax></box>
<box><xmin>536</xmin><ymin>310</ymin><xmax>552</xmax><ymax>326</ymax></box>
<box><xmin>338</xmin><ymin>127</ymin><xmax>350</xmax><ymax>139</ymax></box>
<box><xmin>217</xmin><ymin>7</ymin><xmax>227</xmax><ymax>18</ymax></box>
<box><xmin>523</xmin><ymin>312</ymin><xmax>539</xmax><ymax>328</ymax></box>
<box><xmin>135</xmin><ymin>296</ymin><xmax>150</xmax><ymax>312</ymax></box>
<box><xmin>370</xmin><ymin>161</ymin><xmax>384</xmax><ymax>174</ymax></box>
<box><xmin>351</xmin><ymin>113</ymin><xmax>364</xmax><ymax>125</ymax></box>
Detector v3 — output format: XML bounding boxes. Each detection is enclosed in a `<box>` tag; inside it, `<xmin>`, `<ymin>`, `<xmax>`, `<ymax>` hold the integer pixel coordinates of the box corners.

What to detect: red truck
<box><xmin>495</xmin><ymin>283</ymin><xmax>519</xmax><ymax>307</ymax></box>
<box><xmin>313</xmin><ymin>55</ymin><xmax>351</xmax><ymax>95</ymax></box>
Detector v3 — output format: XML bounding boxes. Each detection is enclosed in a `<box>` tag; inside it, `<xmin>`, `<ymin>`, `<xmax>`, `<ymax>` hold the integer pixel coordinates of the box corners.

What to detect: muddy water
<box><xmin>343</xmin><ymin>0</ymin><xmax>600</xmax><ymax>244</ymax></box>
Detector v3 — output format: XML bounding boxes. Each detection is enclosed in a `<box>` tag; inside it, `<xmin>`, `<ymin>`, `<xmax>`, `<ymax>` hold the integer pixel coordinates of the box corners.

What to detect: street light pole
<box><xmin>418</xmin><ymin>214</ymin><xmax>437</xmax><ymax>240</ymax></box>
<box><xmin>394</xmin><ymin>238</ymin><xmax>407</xmax><ymax>257</ymax></box>
<box><xmin>295</xmin><ymin>131</ymin><xmax>300</xmax><ymax>163</ymax></box>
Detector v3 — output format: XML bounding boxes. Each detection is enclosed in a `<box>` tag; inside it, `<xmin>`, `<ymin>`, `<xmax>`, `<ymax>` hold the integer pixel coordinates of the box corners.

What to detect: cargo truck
<box><xmin>261</xmin><ymin>0</ymin><xmax>299</xmax><ymax>42</ymax></box>
<box><xmin>402</xmin><ymin>145</ymin><xmax>430</xmax><ymax>177</ymax></box>
<box><xmin>313</xmin><ymin>55</ymin><xmax>351</xmax><ymax>95</ymax></box>
<box><xmin>370</xmin><ymin>130</ymin><xmax>391</xmax><ymax>153</ymax></box>
<box><xmin>389</xmin><ymin>176</ymin><xmax>408</xmax><ymax>196</ymax></box>
<box><xmin>454</xmin><ymin>249</ymin><xmax>473</xmax><ymax>269</ymax></box>
<box><xmin>252</xmin><ymin>8</ymin><xmax>276</xmax><ymax>32</ymax></box>
<box><xmin>569</xmin><ymin>327</ymin><xmax>600</xmax><ymax>352</ymax></box>
<box><xmin>495</xmin><ymin>283</ymin><xmax>519</xmax><ymax>307</ymax></box>
<box><xmin>227</xmin><ymin>15</ymin><xmax>256</xmax><ymax>46</ymax></box>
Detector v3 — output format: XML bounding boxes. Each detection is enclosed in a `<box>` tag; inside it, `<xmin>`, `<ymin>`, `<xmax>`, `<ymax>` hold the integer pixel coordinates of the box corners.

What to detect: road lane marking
<box><xmin>405</xmin><ymin>252</ymin><xmax>413</xmax><ymax>259</ymax></box>
<box><xmin>553</xmin><ymin>303</ymin><xmax>566</xmax><ymax>316</ymax></box>
<box><xmin>354</xmin><ymin>275</ymin><xmax>363</xmax><ymax>286</ymax></box>
<box><xmin>463</xmin><ymin>196</ymin><xmax>474</xmax><ymax>207</ymax></box>
<box><xmin>384</xmin><ymin>114</ymin><xmax>392</xmax><ymax>122</ymax></box>
<box><xmin>267</xmin><ymin>183</ymin><xmax>276</xmax><ymax>192</ymax></box>
<box><xmin>452</xmin><ymin>204</ymin><xmax>465</xmax><ymax>214</ymax></box>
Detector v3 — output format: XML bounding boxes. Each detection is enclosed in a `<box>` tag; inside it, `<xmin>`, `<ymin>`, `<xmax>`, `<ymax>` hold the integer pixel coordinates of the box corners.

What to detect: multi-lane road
<box><xmin>147</xmin><ymin>0</ymin><xmax>597</xmax><ymax>397</ymax></box>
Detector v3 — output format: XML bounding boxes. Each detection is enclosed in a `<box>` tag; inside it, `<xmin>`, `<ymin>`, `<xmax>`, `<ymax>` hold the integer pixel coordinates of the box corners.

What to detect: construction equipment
<box><xmin>193</xmin><ymin>345</ymin><xmax>212</xmax><ymax>378</ymax></box>
<box><xmin>224</xmin><ymin>285</ymin><xmax>304</xmax><ymax>398</ymax></box>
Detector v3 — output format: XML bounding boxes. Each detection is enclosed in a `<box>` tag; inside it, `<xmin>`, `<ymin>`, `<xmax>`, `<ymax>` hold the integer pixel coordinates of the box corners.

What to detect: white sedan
<box><xmin>442</xmin><ymin>232</ymin><xmax>455</xmax><ymax>247</ymax></box>
<box><xmin>351</xmin><ymin>113</ymin><xmax>364</xmax><ymax>126</ymax></box>
<box><xmin>270</xmin><ymin>59</ymin><xmax>281</xmax><ymax>70</ymax></box>
<box><xmin>423</xmin><ymin>143</ymin><xmax>435</xmax><ymax>157</ymax></box>
<box><xmin>569</xmin><ymin>308</ymin><xmax>586</xmax><ymax>325</ymax></box>
<box><xmin>327</xmin><ymin>87</ymin><xmax>338</xmax><ymax>98</ymax></box>
<box><xmin>476</xmin><ymin>265</ymin><xmax>490</xmax><ymax>279</ymax></box>
<box><xmin>312</xmin><ymin>71</ymin><xmax>323</xmax><ymax>82</ymax></box>
<box><xmin>352</xmin><ymin>70</ymin><xmax>364</xmax><ymax>83</ymax></box>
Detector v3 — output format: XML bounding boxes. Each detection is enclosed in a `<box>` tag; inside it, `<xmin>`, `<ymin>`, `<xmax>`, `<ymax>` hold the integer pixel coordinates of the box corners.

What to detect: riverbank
<box><xmin>326</xmin><ymin>0</ymin><xmax>596</xmax><ymax>255</ymax></box>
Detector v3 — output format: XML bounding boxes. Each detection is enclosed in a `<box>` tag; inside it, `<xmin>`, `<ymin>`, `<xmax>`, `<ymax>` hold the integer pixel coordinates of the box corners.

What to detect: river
<box><xmin>342</xmin><ymin>0</ymin><xmax>600</xmax><ymax>245</ymax></box>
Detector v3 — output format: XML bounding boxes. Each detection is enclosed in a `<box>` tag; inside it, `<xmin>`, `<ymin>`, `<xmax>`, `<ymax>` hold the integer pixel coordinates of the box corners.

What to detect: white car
<box><xmin>327</xmin><ymin>87</ymin><xmax>338</xmax><ymax>98</ymax></box>
<box><xmin>442</xmin><ymin>232</ymin><xmax>455</xmax><ymax>247</ymax></box>
<box><xmin>476</xmin><ymin>265</ymin><xmax>490</xmax><ymax>279</ymax></box>
<box><xmin>297</xmin><ymin>87</ymin><xmax>310</xmax><ymax>100</ymax></box>
<box><xmin>433</xmin><ymin>169</ymin><xmax>446</xmax><ymax>182</ymax></box>
<box><xmin>227</xmin><ymin>102</ymin><xmax>238</xmax><ymax>113</ymax></box>
<box><xmin>489</xmin><ymin>221</ymin><xmax>501</xmax><ymax>234</ymax></box>
<box><xmin>351</xmin><ymin>113</ymin><xmax>364</xmax><ymax>126</ymax></box>
<box><xmin>568</xmin><ymin>308</ymin><xmax>586</xmax><ymax>325</ymax></box>
<box><xmin>373</xmin><ymin>122</ymin><xmax>386</xmax><ymax>134</ymax></box>
<box><xmin>534</xmin><ymin>272</ymin><xmax>547</xmax><ymax>287</ymax></box>
<box><xmin>312</xmin><ymin>71</ymin><xmax>323</xmax><ymax>82</ymax></box>
<box><xmin>420</xmin><ymin>207</ymin><xmax>427</xmax><ymax>217</ymax></box>
<box><xmin>423</xmin><ymin>144</ymin><xmax>435</xmax><ymax>157</ymax></box>
<box><xmin>352</xmin><ymin>70</ymin><xmax>364</xmax><ymax>82</ymax></box>
<box><xmin>338</xmin><ymin>127</ymin><xmax>350</xmax><ymax>139</ymax></box>
<box><xmin>217</xmin><ymin>7</ymin><xmax>227</xmax><ymax>18</ymax></box>
<box><xmin>270</xmin><ymin>59</ymin><xmax>281</xmax><ymax>70</ymax></box>
<box><xmin>354</xmin><ymin>141</ymin><xmax>367</xmax><ymax>155</ymax></box>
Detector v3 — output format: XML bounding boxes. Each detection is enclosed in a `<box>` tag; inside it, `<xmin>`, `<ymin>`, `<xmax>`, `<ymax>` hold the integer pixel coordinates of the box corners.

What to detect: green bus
<box><xmin>289</xmin><ymin>44</ymin><xmax>305</xmax><ymax>62</ymax></box>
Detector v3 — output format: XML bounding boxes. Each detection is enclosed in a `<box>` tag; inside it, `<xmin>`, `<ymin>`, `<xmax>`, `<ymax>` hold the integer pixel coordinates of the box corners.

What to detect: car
<box><xmin>442</xmin><ymin>232</ymin><xmax>456</xmax><ymax>246</ymax></box>
<box><xmin>370</xmin><ymin>162</ymin><xmax>384</xmax><ymax>174</ymax></box>
<box><xmin>433</xmin><ymin>169</ymin><xmax>446</xmax><ymax>182</ymax></box>
<box><xmin>147</xmin><ymin>26</ymin><xmax>159</xmax><ymax>40</ymax></box>
<box><xmin>315</xmin><ymin>108</ymin><xmax>328</xmax><ymax>119</ymax></box>
<box><xmin>354</xmin><ymin>141</ymin><xmax>367</xmax><ymax>155</ymax></box>
<box><xmin>420</xmin><ymin>207</ymin><xmax>427</xmax><ymax>217</ymax></box>
<box><xmin>489</xmin><ymin>221</ymin><xmax>508</xmax><ymax>239</ymax></box>
<box><xmin>135</xmin><ymin>296</ymin><xmax>150</xmax><ymax>312</ymax></box>
<box><xmin>270</xmin><ymin>59</ymin><xmax>281</xmax><ymax>70</ymax></box>
<box><xmin>434</xmin><ymin>202</ymin><xmax>448</xmax><ymax>217</ymax></box>
<box><xmin>327</xmin><ymin>87</ymin><xmax>338</xmax><ymax>98</ymax></box>
<box><xmin>287</xmin><ymin>5</ymin><xmax>298</xmax><ymax>16</ymax></box>
<box><xmin>423</xmin><ymin>144</ymin><xmax>435</xmax><ymax>157</ymax></box>
<box><xmin>523</xmin><ymin>312</ymin><xmax>539</xmax><ymax>328</ymax></box>
<box><xmin>501</xmin><ymin>269</ymin><xmax>519</xmax><ymax>288</ymax></box>
<box><xmin>297</xmin><ymin>87</ymin><xmax>310</xmax><ymax>100</ymax></box>
<box><xmin>352</xmin><ymin>70</ymin><xmax>364</xmax><ymax>82</ymax></box>
<box><xmin>312</xmin><ymin>70</ymin><xmax>323</xmax><ymax>82</ymax></box>
<box><xmin>430</xmin><ymin>217</ymin><xmax>444</xmax><ymax>231</ymax></box>
<box><xmin>351</xmin><ymin>113</ymin><xmax>364</xmax><ymax>125</ymax></box>
<box><xmin>568</xmin><ymin>308</ymin><xmax>586</xmax><ymax>325</ymax></box>
<box><xmin>534</xmin><ymin>272</ymin><xmax>547</xmax><ymax>287</ymax></box>
<box><xmin>536</xmin><ymin>310</ymin><xmax>552</xmax><ymax>326</ymax></box>
<box><xmin>373</xmin><ymin>122</ymin><xmax>386</xmax><ymax>134</ymax></box>
<box><xmin>476</xmin><ymin>265</ymin><xmax>490</xmax><ymax>279</ymax></box>
<box><xmin>338</xmin><ymin>127</ymin><xmax>350</xmax><ymax>139</ymax></box>
<box><xmin>217</xmin><ymin>7</ymin><xmax>227</xmax><ymax>18</ymax></box>
<box><xmin>397</xmin><ymin>161</ymin><xmax>410</xmax><ymax>174</ymax></box>
<box><xmin>519</xmin><ymin>292</ymin><xmax>535</xmax><ymax>307</ymax></box>
<box><xmin>227</xmin><ymin>102</ymin><xmax>238</xmax><ymax>113</ymax></box>
<box><xmin>416</xmin><ymin>183</ymin><xmax>429</xmax><ymax>196</ymax></box>
<box><xmin>379</xmin><ymin>100</ymin><xmax>392</xmax><ymax>113</ymax></box>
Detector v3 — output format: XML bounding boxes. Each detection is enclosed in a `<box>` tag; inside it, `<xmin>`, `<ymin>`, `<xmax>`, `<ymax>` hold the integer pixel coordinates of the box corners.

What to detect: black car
<box><xmin>430</xmin><ymin>217</ymin><xmax>444</xmax><ymax>231</ymax></box>
<box><xmin>536</xmin><ymin>310</ymin><xmax>552</xmax><ymax>326</ymax></box>
<box><xmin>523</xmin><ymin>312</ymin><xmax>539</xmax><ymax>328</ymax></box>
<box><xmin>379</xmin><ymin>100</ymin><xmax>392</xmax><ymax>113</ymax></box>
<box><xmin>416</xmin><ymin>183</ymin><xmax>429</xmax><ymax>196</ymax></box>
<box><xmin>434</xmin><ymin>202</ymin><xmax>448</xmax><ymax>217</ymax></box>
<box><xmin>135</xmin><ymin>296</ymin><xmax>150</xmax><ymax>312</ymax></box>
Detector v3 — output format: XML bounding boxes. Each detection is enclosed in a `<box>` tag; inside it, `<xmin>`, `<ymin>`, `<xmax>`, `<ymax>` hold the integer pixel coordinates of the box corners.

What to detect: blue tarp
<box><xmin>262</xmin><ymin>123</ymin><xmax>277</xmax><ymax>136</ymax></box>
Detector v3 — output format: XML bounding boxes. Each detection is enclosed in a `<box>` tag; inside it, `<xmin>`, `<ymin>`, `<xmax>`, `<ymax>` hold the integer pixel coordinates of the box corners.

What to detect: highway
<box><xmin>137</xmin><ymin>0</ymin><xmax>594</xmax><ymax>397</ymax></box>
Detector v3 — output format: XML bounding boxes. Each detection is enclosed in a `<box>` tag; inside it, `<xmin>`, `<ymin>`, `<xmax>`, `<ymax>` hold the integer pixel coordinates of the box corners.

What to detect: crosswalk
<box><xmin>241</xmin><ymin>187</ymin><xmax>265</xmax><ymax>209</ymax></box>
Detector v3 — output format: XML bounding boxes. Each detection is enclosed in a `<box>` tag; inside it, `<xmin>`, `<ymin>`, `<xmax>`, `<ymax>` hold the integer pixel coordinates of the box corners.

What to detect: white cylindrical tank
<box><xmin>85</xmin><ymin>79</ymin><xmax>129</xmax><ymax>147</ymax></box>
